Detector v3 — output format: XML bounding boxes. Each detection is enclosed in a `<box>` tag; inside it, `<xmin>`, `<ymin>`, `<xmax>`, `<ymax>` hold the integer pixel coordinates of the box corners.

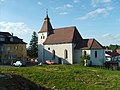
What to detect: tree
<box><xmin>27</xmin><ymin>31</ymin><xmax>38</xmax><ymax>58</ymax></box>
<box><xmin>80</xmin><ymin>55</ymin><xmax>90</xmax><ymax>66</ymax></box>
<box><xmin>105</xmin><ymin>44</ymin><xmax>120</xmax><ymax>52</ymax></box>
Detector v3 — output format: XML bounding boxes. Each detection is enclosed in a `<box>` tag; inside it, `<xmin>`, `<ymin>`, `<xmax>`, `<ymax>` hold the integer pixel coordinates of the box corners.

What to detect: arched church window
<box><xmin>43</xmin><ymin>36</ymin><xmax>45</xmax><ymax>39</ymax></box>
<box><xmin>64</xmin><ymin>49</ymin><xmax>68</xmax><ymax>59</ymax></box>
<box><xmin>52</xmin><ymin>50</ymin><xmax>55</xmax><ymax>59</ymax></box>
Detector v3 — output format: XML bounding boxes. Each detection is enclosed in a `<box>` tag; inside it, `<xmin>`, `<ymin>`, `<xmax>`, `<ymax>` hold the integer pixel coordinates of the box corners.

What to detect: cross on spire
<box><xmin>44</xmin><ymin>9</ymin><xmax>49</xmax><ymax>20</ymax></box>
<box><xmin>46</xmin><ymin>9</ymin><xmax>48</xmax><ymax>16</ymax></box>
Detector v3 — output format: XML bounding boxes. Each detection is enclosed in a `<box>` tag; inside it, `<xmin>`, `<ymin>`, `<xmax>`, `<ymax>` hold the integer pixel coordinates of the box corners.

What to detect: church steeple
<box><xmin>38</xmin><ymin>9</ymin><xmax>53</xmax><ymax>36</ymax></box>
<box><xmin>45</xmin><ymin>9</ymin><xmax>49</xmax><ymax>20</ymax></box>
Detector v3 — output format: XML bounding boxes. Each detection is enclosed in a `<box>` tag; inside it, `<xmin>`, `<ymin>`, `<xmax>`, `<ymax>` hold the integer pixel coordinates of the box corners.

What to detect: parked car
<box><xmin>31</xmin><ymin>59</ymin><xmax>38</xmax><ymax>63</ymax></box>
<box><xmin>13</xmin><ymin>61</ymin><xmax>22</xmax><ymax>67</ymax></box>
<box><xmin>45</xmin><ymin>60</ymin><xmax>56</xmax><ymax>65</ymax></box>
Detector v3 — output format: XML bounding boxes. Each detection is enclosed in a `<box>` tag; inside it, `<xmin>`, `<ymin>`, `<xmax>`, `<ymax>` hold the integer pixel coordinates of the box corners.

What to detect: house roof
<box><xmin>105</xmin><ymin>51</ymin><xmax>120</xmax><ymax>57</ymax></box>
<box><xmin>0</xmin><ymin>32</ymin><xmax>27</xmax><ymax>44</ymax></box>
<box><xmin>39</xmin><ymin>15</ymin><xmax>104</xmax><ymax>50</ymax></box>
<box><xmin>43</xmin><ymin>26</ymin><xmax>83</xmax><ymax>45</ymax></box>
<box><xmin>0</xmin><ymin>32</ymin><xmax>12</xmax><ymax>37</ymax></box>
<box><xmin>116</xmin><ymin>49</ymin><xmax>120</xmax><ymax>54</ymax></box>
<box><xmin>38</xmin><ymin>15</ymin><xmax>53</xmax><ymax>35</ymax></box>
<box><xmin>75</xmin><ymin>39</ymin><xmax>104</xmax><ymax>49</ymax></box>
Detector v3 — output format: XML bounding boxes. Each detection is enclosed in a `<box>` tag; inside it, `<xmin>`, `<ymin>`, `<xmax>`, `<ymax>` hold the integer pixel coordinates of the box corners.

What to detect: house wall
<box><xmin>74</xmin><ymin>49</ymin><xmax>82</xmax><ymax>64</ymax></box>
<box><xmin>0</xmin><ymin>44</ymin><xmax>27</xmax><ymax>64</ymax></box>
<box><xmin>81</xmin><ymin>49</ymin><xmax>105</xmax><ymax>66</ymax></box>
<box><xmin>82</xmin><ymin>50</ymin><xmax>91</xmax><ymax>55</ymax></box>
<box><xmin>44</xmin><ymin>43</ymin><xmax>74</xmax><ymax>64</ymax></box>
<box><xmin>90</xmin><ymin>49</ymin><xmax>105</xmax><ymax>66</ymax></box>
<box><xmin>38</xmin><ymin>32</ymin><xmax>47</xmax><ymax>62</ymax></box>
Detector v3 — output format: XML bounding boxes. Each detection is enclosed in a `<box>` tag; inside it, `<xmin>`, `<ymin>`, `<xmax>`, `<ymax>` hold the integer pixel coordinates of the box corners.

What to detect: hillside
<box><xmin>0</xmin><ymin>65</ymin><xmax>120</xmax><ymax>90</ymax></box>
<box><xmin>0</xmin><ymin>74</ymin><xmax>50</xmax><ymax>90</ymax></box>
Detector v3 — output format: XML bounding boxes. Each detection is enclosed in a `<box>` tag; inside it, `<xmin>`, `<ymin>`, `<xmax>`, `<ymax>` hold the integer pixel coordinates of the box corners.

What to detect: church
<box><xmin>38</xmin><ymin>13</ymin><xmax>105</xmax><ymax>66</ymax></box>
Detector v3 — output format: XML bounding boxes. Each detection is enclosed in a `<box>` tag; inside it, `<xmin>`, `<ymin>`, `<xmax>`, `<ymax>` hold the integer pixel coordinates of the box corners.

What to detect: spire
<box><xmin>44</xmin><ymin>9</ymin><xmax>49</xmax><ymax>20</ymax></box>
<box><xmin>38</xmin><ymin>10</ymin><xmax>53</xmax><ymax>35</ymax></box>
<box><xmin>46</xmin><ymin>9</ymin><xmax>48</xmax><ymax>16</ymax></box>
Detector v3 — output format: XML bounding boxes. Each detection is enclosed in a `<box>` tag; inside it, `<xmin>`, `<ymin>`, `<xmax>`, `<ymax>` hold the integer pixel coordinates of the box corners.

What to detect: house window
<box><xmin>95</xmin><ymin>51</ymin><xmax>97</xmax><ymax>58</ymax></box>
<box><xmin>11</xmin><ymin>55</ymin><xmax>17</xmax><ymax>59</ymax></box>
<box><xmin>10</xmin><ymin>38</ymin><xmax>13</xmax><ymax>42</ymax></box>
<box><xmin>0</xmin><ymin>38</ymin><xmax>5</xmax><ymax>41</ymax></box>
<box><xmin>1</xmin><ymin>47</ymin><xmax>4</xmax><ymax>51</ymax></box>
<box><xmin>84</xmin><ymin>51</ymin><xmax>86</xmax><ymax>56</ymax></box>
<box><xmin>7</xmin><ymin>46</ymin><xmax>10</xmax><ymax>51</ymax></box>
<box><xmin>52</xmin><ymin>50</ymin><xmax>55</xmax><ymax>59</ymax></box>
<box><xmin>48</xmin><ymin>48</ymin><xmax>50</xmax><ymax>50</ymax></box>
<box><xmin>43</xmin><ymin>36</ymin><xmax>45</xmax><ymax>39</ymax></box>
<box><xmin>64</xmin><ymin>49</ymin><xmax>68</xmax><ymax>59</ymax></box>
<box><xmin>14</xmin><ymin>46</ymin><xmax>18</xmax><ymax>50</ymax></box>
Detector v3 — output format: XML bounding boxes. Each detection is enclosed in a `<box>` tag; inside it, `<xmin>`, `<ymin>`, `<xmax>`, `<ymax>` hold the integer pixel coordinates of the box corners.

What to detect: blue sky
<box><xmin>0</xmin><ymin>0</ymin><xmax>120</xmax><ymax>46</ymax></box>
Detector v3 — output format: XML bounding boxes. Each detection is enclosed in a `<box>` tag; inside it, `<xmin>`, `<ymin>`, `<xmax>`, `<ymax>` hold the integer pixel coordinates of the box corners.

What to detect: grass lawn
<box><xmin>0</xmin><ymin>65</ymin><xmax>120</xmax><ymax>90</ymax></box>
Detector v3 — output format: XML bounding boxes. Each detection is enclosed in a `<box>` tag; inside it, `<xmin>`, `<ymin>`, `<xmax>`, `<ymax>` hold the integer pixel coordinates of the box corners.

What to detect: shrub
<box><xmin>80</xmin><ymin>55</ymin><xmax>90</xmax><ymax>66</ymax></box>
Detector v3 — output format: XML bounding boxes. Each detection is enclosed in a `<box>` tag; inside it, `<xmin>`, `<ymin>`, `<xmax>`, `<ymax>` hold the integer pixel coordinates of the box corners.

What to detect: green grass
<box><xmin>0</xmin><ymin>65</ymin><xmax>120</xmax><ymax>90</ymax></box>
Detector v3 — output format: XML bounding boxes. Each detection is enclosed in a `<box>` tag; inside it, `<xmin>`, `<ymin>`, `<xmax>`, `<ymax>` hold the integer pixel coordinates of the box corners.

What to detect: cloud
<box><xmin>100</xmin><ymin>33</ymin><xmax>120</xmax><ymax>45</ymax></box>
<box><xmin>91</xmin><ymin>0</ymin><xmax>99</xmax><ymax>7</ymax></box>
<box><xmin>0</xmin><ymin>22</ymin><xmax>36</xmax><ymax>43</ymax></box>
<box><xmin>55</xmin><ymin>4</ymin><xmax>73</xmax><ymax>10</ymax></box>
<box><xmin>59</xmin><ymin>12</ymin><xmax>68</xmax><ymax>15</ymax></box>
<box><xmin>0</xmin><ymin>0</ymin><xmax>5</xmax><ymax>2</ymax></box>
<box><xmin>91</xmin><ymin>0</ymin><xmax>112</xmax><ymax>7</ymax></box>
<box><xmin>75</xmin><ymin>7</ymin><xmax>113</xmax><ymax>20</ymax></box>
<box><xmin>65</xmin><ymin>4</ymin><xmax>73</xmax><ymax>8</ymax></box>
<box><xmin>37</xmin><ymin>1</ymin><xmax>42</xmax><ymax>5</ymax></box>
<box><xmin>73</xmin><ymin>0</ymin><xmax>80</xmax><ymax>3</ymax></box>
<box><xmin>102</xmin><ymin>34</ymin><xmax>116</xmax><ymax>40</ymax></box>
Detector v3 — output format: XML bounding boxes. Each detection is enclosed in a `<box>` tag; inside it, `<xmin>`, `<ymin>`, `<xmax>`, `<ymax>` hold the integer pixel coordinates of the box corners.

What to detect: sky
<box><xmin>0</xmin><ymin>0</ymin><xmax>120</xmax><ymax>46</ymax></box>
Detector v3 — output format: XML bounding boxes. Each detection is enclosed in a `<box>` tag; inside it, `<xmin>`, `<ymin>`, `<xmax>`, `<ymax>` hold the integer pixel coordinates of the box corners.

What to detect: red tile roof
<box><xmin>75</xmin><ymin>39</ymin><xmax>104</xmax><ymax>49</ymax></box>
<box><xmin>38</xmin><ymin>15</ymin><xmax>53</xmax><ymax>35</ymax></box>
<box><xmin>43</xmin><ymin>26</ymin><xmax>83</xmax><ymax>45</ymax></box>
<box><xmin>105</xmin><ymin>51</ymin><xmax>120</xmax><ymax>57</ymax></box>
<box><xmin>39</xmin><ymin>15</ymin><xmax>104</xmax><ymax>49</ymax></box>
<box><xmin>116</xmin><ymin>49</ymin><xmax>120</xmax><ymax>54</ymax></box>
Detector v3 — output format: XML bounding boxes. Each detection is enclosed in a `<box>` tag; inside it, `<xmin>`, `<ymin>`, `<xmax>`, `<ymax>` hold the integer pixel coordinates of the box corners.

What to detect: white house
<box><xmin>38</xmin><ymin>14</ymin><xmax>105</xmax><ymax>66</ymax></box>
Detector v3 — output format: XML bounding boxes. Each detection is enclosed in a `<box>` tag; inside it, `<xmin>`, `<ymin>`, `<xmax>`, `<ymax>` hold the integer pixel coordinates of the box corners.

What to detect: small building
<box><xmin>105</xmin><ymin>51</ymin><xmax>120</xmax><ymax>70</ymax></box>
<box><xmin>105</xmin><ymin>51</ymin><xmax>120</xmax><ymax>61</ymax></box>
<box><xmin>116</xmin><ymin>49</ymin><xmax>120</xmax><ymax>54</ymax></box>
<box><xmin>0</xmin><ymin>32</ymin><xmax>27</xmax><ymax>64</ymax></box>
<box><xmin>38</xmin><ymin>14</ymin><xmax>105</xmax><ymax>66</ymax></box>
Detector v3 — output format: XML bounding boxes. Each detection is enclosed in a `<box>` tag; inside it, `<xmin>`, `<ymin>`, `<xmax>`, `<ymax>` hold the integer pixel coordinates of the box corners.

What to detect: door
<box><xmin>0</xmin><ymin>56</ymin><xmax>1</xmax><ymax>63</ymax></box>
<box><xmin>58</xmin><ymin>58</ymin><xmax>62</xmax><ymax>64</ymax></box>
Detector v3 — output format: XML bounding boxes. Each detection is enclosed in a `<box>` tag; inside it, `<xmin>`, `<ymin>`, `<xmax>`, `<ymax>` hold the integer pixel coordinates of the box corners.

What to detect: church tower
<box><xmin>38</xmin><ymin>11</ymin><xmax>53</xmax><ymax>62</ymax></box>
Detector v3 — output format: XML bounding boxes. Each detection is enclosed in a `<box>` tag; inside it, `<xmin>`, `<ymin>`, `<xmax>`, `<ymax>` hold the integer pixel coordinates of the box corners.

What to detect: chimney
<box><xmin>11</xmin><ymin>33</ymin><xmax>13</xmax><ymax>36</ymax></box>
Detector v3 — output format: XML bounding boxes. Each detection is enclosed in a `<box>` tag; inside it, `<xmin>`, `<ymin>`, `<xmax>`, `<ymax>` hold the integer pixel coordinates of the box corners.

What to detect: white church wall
<box><xmin>44</xmin><ymin>43</ymin><xmax>73</xmax><ymax>64</ymax></box>
<box><xmin>38</xmin><ymin>32</ymin><xmax>47</xmax><ymax>62</ymax></box>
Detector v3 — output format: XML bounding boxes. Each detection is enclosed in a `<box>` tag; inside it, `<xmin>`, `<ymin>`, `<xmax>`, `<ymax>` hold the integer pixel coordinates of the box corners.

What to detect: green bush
<box><xmin>80</xmin><ymin>55</ymin><xmax>90</xmax><ymax>66</ymax></box>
